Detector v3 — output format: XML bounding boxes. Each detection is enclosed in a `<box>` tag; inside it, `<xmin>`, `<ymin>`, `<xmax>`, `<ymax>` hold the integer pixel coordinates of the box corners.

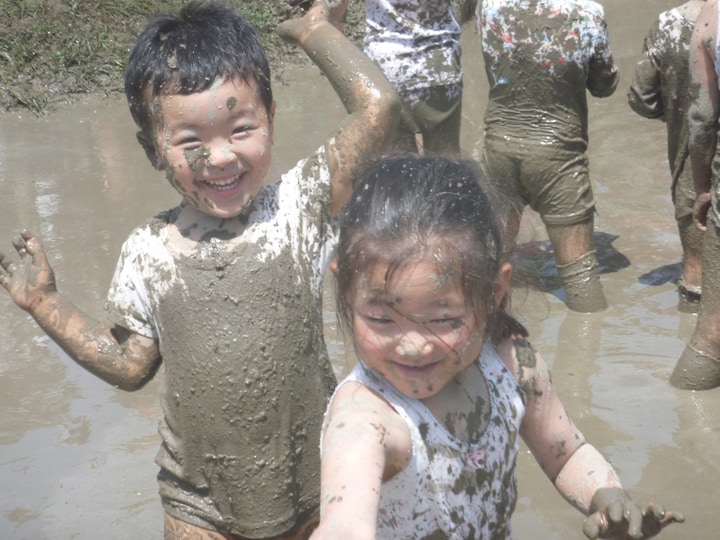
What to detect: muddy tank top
<box><xmin>332</xmin><ymin>343</ymin><xmax>525</xmax><ymax>539</ymax></box>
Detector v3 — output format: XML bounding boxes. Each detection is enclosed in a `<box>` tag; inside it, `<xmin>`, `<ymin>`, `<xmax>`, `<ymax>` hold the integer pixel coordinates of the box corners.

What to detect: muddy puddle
<box><xmin>1</xmin><ymin>1</ymin><xmax>718</xmax><ymax>537</ymax></box>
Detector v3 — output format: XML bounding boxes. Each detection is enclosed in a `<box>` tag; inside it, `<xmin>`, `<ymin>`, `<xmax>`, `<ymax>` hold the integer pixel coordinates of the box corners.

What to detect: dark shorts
<box><xmin>394</xmin><ymin>83</ymin><xmax>463</xmax><ymax>154</ymax></box>
<box><xmin>481</xmin><ymin>134</ymin><xmax>595</xmax><ymax>226</ymax></box>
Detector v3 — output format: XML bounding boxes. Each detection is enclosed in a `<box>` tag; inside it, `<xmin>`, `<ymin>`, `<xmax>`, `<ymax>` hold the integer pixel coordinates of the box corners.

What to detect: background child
<box><xmin>478</xmin><ymin>0</ymin><xmax>619</xmax><ymax>313</ymax></box>
<box><xmin>0</xmin><ymin>1</ymin><xmax>399</xmax><ymax>538</ymax></box>
<box><xmin>312</xmin><ymin>155</ymin><xmax>683</xmax><ymax>539</ymax></box>
<box><xmin>628</xmin><ymin>0</ymin><xmax>706</xmax><ymax>313</ymax></box>
<box><xmin>333</xmin><ymin>0</ymin><xmax>467</xmax><ymax>155</ymax></box>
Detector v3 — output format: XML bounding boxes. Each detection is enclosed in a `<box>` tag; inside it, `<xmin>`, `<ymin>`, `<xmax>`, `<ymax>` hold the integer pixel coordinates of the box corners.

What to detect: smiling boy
<box><xmin>0</xmin><ymin>1</ymin><xmax>399</xmax><ymax>537</ymax></box>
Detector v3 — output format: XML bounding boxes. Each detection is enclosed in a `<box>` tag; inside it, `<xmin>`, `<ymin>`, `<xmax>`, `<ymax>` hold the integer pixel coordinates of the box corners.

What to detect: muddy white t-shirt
<box><xmin>105</xmin><ymin>147</ymin><xmax>337</xmax><ymax>537</ymax></box>
<box><xmin>480</xmin><ymin>0</ymin><xmax>618</xmax><ymax>142</ymax></box>
<box><xmin>332</xmin><ymin>344</ymin><xmax>525</xmax><ymax>539</ymax></box>
<box><xmin>364</xmin><ymin>0</ymin><xmax>462</xmax><ymax>94</ymax></box>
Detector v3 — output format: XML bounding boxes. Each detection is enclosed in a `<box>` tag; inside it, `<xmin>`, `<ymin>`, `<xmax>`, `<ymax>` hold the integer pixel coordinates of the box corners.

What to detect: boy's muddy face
<box><xmin>150</xmin><ymin>76</ymin><xmax>275</xmax><ymax>220</ymax></box>
<box><xmin>350</xmin><ymin>257</ymin><xmax>486</xmax><ymax>400</ymax></box>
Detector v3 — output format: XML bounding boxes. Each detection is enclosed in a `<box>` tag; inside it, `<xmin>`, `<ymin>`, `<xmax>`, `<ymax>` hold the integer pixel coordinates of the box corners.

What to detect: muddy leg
<box><xmin>671</xmin><ymin>220</ymin><xmax>720</xmax><ymax>390</ymax></box>
<box><xmin>677</xmin><ymin>215</ymin><xmax>704</xmax><ymax>313</ymax></box>
<box><xmin>547</xmin><ymin>219</ymin><xmax>608</xmax><ymax>312</ymax></box>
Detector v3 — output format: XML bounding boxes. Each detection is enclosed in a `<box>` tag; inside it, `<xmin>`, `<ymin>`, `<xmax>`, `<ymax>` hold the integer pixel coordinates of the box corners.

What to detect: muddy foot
<box><xmin>276</xmin><ymin>1</ymin><xmax>329</xmax><ymax>44</ymax></box>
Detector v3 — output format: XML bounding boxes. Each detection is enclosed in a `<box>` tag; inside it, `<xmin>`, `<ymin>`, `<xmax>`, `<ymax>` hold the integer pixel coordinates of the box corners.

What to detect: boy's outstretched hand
<box><xmin>0</xmin><ymin>231</ymin><xmax>57</xmax><ymax>313</ymax></box>
<box><xmin>582</xmin><ymin>488</ymin><xmax>684</xmax><ymax>539</ymax></box>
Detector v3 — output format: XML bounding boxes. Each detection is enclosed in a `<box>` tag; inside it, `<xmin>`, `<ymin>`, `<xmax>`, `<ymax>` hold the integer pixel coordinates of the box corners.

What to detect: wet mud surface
<box><xmin>1</xmin><ymin>1</ymin><xmax>719</xmax><ymax>538</ymax></box>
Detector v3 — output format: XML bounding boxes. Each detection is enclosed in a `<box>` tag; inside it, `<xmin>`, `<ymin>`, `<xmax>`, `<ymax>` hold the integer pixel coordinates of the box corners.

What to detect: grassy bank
<box><xmin>0</xmin><ymin>0</ymin><xmax>364</xmax><ymax>115</ymax></box>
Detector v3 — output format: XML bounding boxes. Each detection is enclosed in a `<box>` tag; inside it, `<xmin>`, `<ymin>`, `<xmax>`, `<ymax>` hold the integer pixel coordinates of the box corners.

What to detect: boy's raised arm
<box><xmin>0</xmin><ymin>231</ymin><xmax>160</xmax><ymax>391</ymax></box>
<box><xmin>278</xmin><ymin>0</ymin><xmax>401</xmax><ymax>217</ymax></box>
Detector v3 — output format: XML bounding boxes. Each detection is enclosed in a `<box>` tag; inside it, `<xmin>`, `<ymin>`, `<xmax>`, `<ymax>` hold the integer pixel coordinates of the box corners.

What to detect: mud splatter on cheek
<box><xmin>184</xmin><ymin>146</ymin><xmax>209</xmax><ymax>171</ymax></box>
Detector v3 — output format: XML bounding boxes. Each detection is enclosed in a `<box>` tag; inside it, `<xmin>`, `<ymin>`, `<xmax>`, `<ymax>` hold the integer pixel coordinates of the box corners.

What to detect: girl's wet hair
<box><xmin>336</xmin><ymin>154</ymin><xmax>527</xmax><ymax>343</ymax></box>
<box><xmin>125</xmin><ymin>0</ymin><xmax>272</xmax><ymax>135</ymax></box>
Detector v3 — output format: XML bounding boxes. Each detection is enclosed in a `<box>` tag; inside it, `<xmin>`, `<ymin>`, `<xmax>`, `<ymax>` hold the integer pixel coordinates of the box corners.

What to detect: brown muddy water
<box><xmin>1</xmin><ymin>1</ymin><xmax>718</xmax><ymax>538</ymax></box>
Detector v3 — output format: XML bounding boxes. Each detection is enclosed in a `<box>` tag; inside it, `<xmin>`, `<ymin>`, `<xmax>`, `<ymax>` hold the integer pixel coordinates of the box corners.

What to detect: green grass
<box><xmin>0</xmin><ymin>0</ymin><xmax>355</xmax><ymax>115</ymax></box>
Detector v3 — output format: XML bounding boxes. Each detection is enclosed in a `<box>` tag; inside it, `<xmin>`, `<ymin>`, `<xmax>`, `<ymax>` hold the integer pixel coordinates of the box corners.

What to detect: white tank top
<box><xmin>331</xmin><ymin>343</ymin><xmax>526</xmax><ymax>539</ymax></box>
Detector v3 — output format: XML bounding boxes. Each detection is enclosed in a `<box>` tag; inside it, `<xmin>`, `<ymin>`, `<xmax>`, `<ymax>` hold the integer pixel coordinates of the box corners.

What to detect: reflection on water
<box><xmin>0</xmin><ymin>1</ymin><xmax>718</xmax><ymax>537</ymax></box>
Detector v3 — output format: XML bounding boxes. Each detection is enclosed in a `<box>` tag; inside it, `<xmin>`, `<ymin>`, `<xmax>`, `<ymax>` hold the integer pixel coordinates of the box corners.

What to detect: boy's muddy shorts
<box><xmin>672</xmin><ymin>164</ymin><xmax>696</xmax><ymax>220</ymax></box>
<box><xmin>395</xmin><ymin>82</ymin><xmax>463</xmax><ymax>153</ymax></box>
<box><xmin>481</xmin><ymin>136</ymin><xmax>596</xmax><ymax>226</ymax></box>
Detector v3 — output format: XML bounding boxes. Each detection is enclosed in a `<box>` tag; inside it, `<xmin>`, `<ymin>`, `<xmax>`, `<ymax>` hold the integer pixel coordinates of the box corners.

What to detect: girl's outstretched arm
<box><xmin>311</xmin><ymin>381</ymin><xmax>411</xmax><ymax>540</ymax></box>
<box><xmin>0</xmin><ymin>231</ymin><xmax>160</xmax><ymax>391</ymax></box>
<box><xmin>277</xmin><ymin>0</ymin><xmax>401</xmax><ymax>217</ymax></box>
<box><xmin>497</xmin><ymin>337</ymin><xmax>684</xmax><ymax>539</ymax></box>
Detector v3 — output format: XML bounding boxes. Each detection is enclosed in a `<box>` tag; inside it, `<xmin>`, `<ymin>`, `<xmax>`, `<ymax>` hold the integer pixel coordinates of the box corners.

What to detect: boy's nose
<box><xmin>205</xmin><ymin>143</ymin><xmax>234</xmax><ymax>169</ymax></box>
<box><xmin>395</xmin><ymin>332</ymin><xmax>434</xmax><ymax>358</ymax></box>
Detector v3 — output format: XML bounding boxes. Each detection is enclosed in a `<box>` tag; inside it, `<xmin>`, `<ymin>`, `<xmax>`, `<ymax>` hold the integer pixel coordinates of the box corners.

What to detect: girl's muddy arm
<box><xmin>311</xmin><ymin>382</ymin><xmax>410</xmax><ymax>540</ymax></box>
<box><xmin>688</xmin><ymin>0</ymin><xmax>719</xmax><ymax>229</ymax></box>
<box><xmin>277</xmin><ymin>0</ymin><xmax>401</xmax><ymax>217</ymax></box>
<box><xmin>498</xmin><ymin>337</ymin><xmax>684</xmax><ymax>538</ymax></box>
<box><xmin>0</xmin><ymin>231</ymin><xmax>160</xmax><ymax>391</ymax></box>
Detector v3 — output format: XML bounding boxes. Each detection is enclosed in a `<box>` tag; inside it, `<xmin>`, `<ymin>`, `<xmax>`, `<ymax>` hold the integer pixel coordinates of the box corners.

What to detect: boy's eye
<box><xmin>174</xmin><ymin>134</ymin><xmax>201</xmax><ymax>147</ymax></box>
<box><xmin>232</xmin><ymin>125</ymin><xmax>253</xmax><ymax>136</ymax></box>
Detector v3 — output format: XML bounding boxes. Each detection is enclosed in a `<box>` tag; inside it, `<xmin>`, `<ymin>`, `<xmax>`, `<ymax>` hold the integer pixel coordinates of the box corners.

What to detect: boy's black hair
<box><xmin>125</xmin><ymin>0</ymin><xmax>273</xmax><ymax>136</ymax></box>
<box><xmin>335</xmin><ymin>154</ymin><xmax>527</xmax><ymax>344</ymax></box>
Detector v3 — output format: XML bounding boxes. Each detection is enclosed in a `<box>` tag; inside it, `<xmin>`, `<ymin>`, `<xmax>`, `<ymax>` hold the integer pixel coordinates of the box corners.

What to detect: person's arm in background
<box><xmin>627</xmin><ymin>19</ymin><xmax>665</xmax><ymax>119</ymax></box>
<box><xmin>689</xmin><ymin>0</ymin><xmax>720</xmax><ymax>230</ymax></box>
<box><xmin>586</xmin><ymin>6</ymin><xmax>620</xmax><ymax>98</ymax></box>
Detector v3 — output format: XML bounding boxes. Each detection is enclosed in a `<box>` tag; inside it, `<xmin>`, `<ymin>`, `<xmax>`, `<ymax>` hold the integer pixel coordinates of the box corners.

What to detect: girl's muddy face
<box><xmin>151</xmin><ymin>76</ymin><xmax>275</xmax><ymax>219</ymax></box>
<box><xmin>350</xmin><ymin>257</ymin><xmax>486</xmax><ymax>400</ymax></box>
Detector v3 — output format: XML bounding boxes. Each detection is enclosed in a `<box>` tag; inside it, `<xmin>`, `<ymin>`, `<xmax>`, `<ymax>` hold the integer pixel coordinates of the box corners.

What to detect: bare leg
<box><xmin>547</xmin><ymin>218</ymin><xmax>607</xmax><ymax>313</ymax></box>
<box><xmin>677</xmin><ymin>215</ymin><xmax>703</xmax><ymax>312</ymax></box>
<box><xmin>671</xmin><ymin>220</ymin><xmax>720</xmax><ymax>390</ymax></box>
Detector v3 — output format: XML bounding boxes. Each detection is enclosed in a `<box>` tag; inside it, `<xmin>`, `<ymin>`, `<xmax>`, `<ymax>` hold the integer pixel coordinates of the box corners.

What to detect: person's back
<box><xmin>478</xmin><ymin>0</ymin><xmax>618</xmax><ymax>313</ymax></box>
<box><xmin>363</xmin><ymin>0</ymin><xmax>464</xmax><ymax>154</ymax></box>
<box><xmin>481</xmin><ymin>0</ymin><xmax>617</xmax><ymax>147</ymax></box>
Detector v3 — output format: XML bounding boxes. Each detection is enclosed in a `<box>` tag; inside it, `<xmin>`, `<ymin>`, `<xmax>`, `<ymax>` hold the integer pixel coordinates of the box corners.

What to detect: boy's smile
<box><xmin>350</xmin><ymin>258</ymin><xmax>486</xmax><ymax>400</ymax></box>
<box><xmin>151</xmin><ymin>76</ymin><xmax>275</xmax><ymax>220</ymax></box>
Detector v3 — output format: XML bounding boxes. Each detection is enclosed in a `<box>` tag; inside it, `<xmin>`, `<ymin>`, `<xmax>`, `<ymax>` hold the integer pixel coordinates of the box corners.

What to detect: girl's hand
<box><xmin>0</xmin><ymin>231</ymin><xmax>57</xmax><ymax>314</ymax></box>
<box><xmin>582</xmin><ymin>488</ymin><xmax>684</xmax><ymax>539</ymax></box>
